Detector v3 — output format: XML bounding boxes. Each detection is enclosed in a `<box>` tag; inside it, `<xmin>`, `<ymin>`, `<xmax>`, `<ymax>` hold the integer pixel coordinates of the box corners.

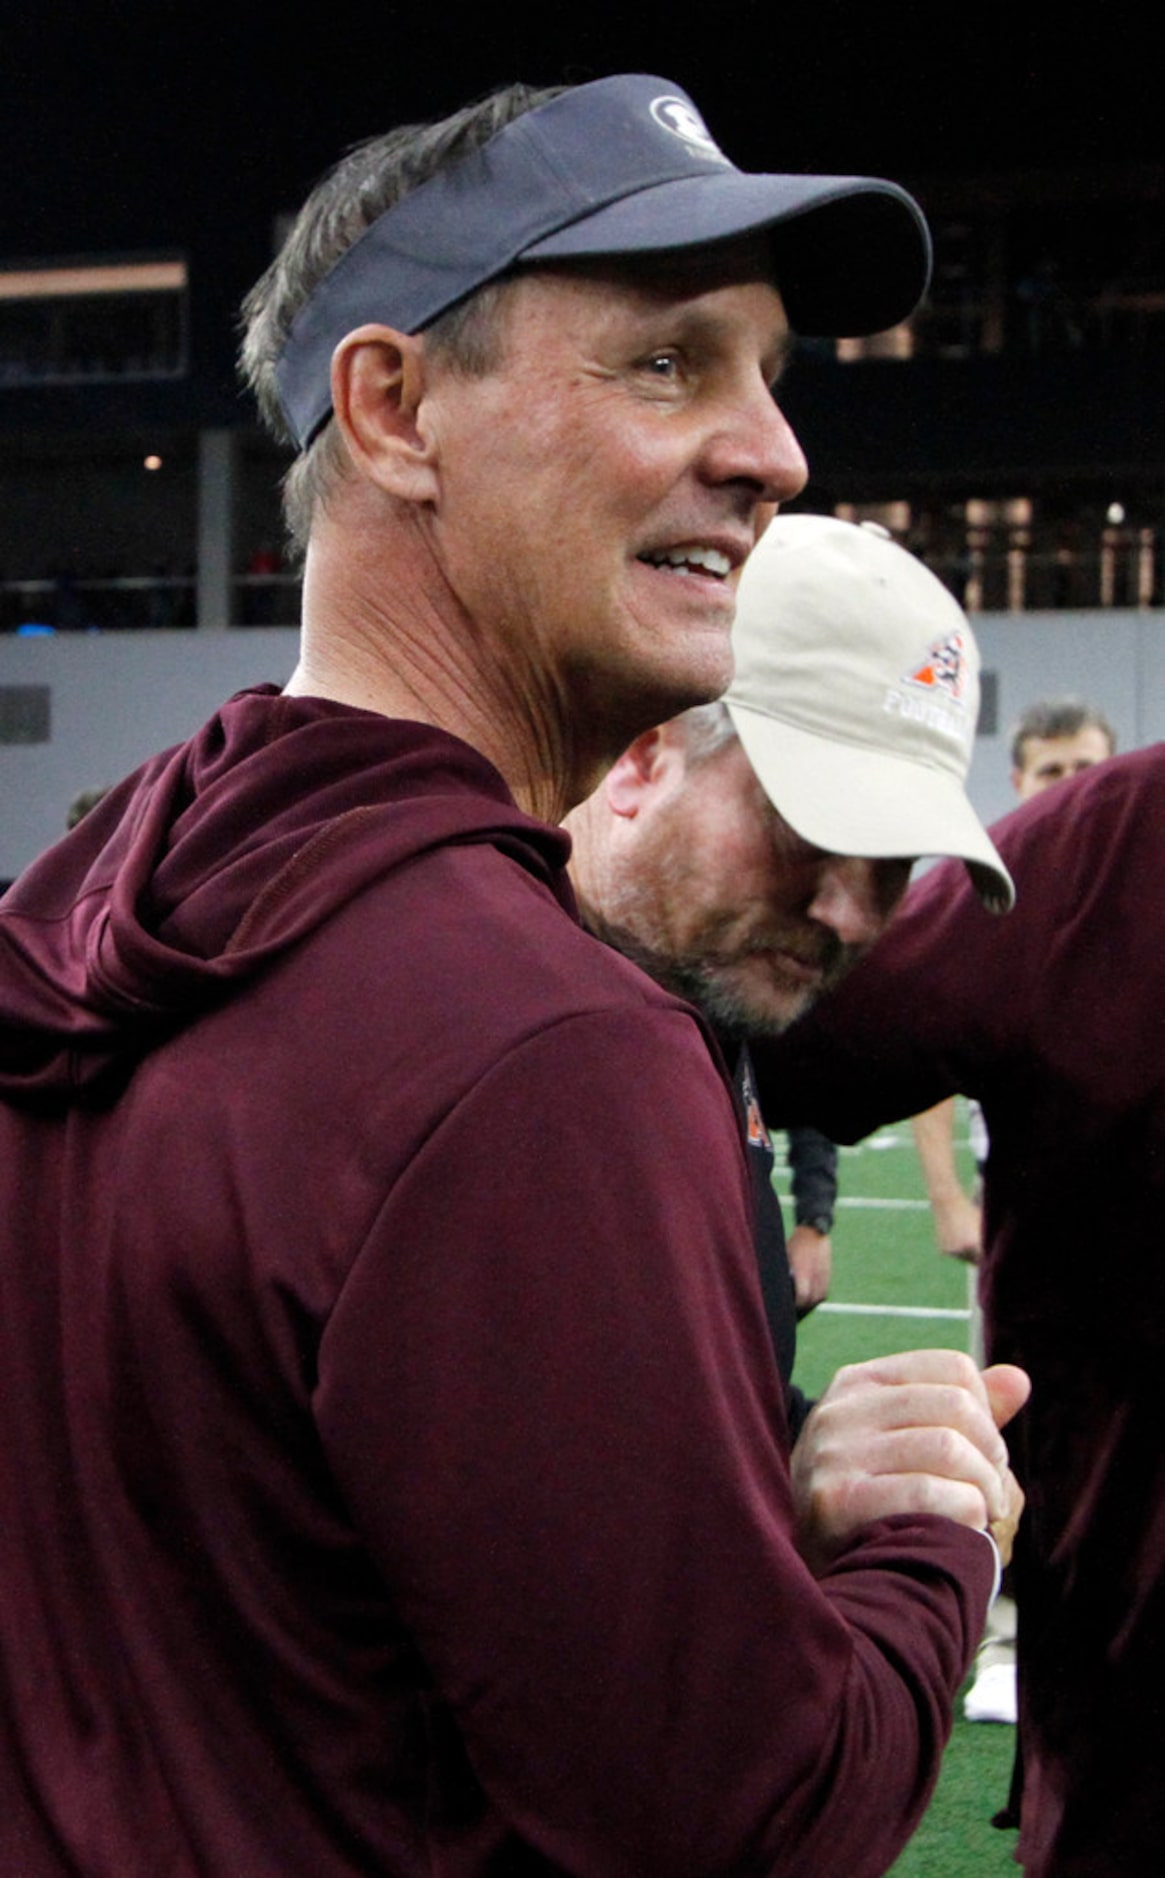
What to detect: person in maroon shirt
<box><xmin>756</xmin><ymin>744</ymin><xmax>1164</xmax><ymax>1876</ymax></box>
<box><xmin>0</xmin><ymin>76</ymin><xmax>1026</xmax><ymax>1875</ymax></box>
<box><xmin>910</xmin><ymin>694</ymin><xmax>1117</xmax><ymax>1730</ymax></box>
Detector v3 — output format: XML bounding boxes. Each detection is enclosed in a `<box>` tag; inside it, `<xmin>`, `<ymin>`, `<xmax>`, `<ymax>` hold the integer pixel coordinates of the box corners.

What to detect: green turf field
<box><xmin>774</xmin><ymin>1108</ymin><xmax>1021</xmax><ymax>1877</ymax></box>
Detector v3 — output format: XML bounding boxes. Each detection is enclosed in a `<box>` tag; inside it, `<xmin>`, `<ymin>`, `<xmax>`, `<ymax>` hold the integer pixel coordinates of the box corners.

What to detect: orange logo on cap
<box><xmin>904</xmin><ymin>630</ymin><xmax>967</xmax><ymax>702</ymax></box>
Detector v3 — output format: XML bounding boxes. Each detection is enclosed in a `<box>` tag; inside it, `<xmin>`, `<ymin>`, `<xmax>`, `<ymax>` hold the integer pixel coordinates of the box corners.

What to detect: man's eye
<box><xmin>644</xmin><ymin>352</ymin><xmax>680</xmax><ymax>378</ymax></box>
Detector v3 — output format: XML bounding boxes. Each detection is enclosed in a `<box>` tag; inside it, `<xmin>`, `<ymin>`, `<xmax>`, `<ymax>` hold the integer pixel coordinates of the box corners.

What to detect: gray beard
<box><xmin>586</xmin><ymin>914</ymin><xmax>840</xmax><ymax>1044</ymax></box>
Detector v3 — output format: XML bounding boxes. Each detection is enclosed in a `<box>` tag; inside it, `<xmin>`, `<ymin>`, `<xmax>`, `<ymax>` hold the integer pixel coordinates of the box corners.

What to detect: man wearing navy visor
<box><xmin>0</xmin><ymin>75</ymin><xmax>1026</xmax><ymax>1874</ymax></box>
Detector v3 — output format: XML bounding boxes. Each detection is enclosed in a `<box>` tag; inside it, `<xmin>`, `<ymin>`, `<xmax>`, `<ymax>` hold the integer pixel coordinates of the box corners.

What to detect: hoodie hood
<box><xmin>0</xmin><ymin>688</ymin><xmax>572</xmax><ymax>1101</ymax></box>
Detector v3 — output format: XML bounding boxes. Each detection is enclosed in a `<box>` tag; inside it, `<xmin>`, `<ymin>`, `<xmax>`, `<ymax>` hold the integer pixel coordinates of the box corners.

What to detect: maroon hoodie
<box><xmin>0</xmin><ymin>687</ymin><xmax>992</xmax><ymax>1876</ymax></box>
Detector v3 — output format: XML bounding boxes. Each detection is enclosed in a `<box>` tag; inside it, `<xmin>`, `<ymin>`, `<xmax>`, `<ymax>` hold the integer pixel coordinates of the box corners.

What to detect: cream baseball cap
<box><xmin>725</xmin><ymin>514</ymin><xmax>1014</xmax><ymax>913</ymax></box>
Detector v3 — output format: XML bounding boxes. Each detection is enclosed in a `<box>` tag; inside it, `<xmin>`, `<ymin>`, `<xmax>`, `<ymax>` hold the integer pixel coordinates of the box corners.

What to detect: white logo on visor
<box><xmin>650</xmin><ymin>96</ymin><xmax>725</xmax><ymax>160</ymax></box>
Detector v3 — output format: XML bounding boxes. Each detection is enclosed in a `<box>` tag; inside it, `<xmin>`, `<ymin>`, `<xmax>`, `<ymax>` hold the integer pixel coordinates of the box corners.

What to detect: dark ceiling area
<box><xmin>0</xmin><ymin>6</ymin><xmax>1160</xmax><ymax>607</ymax></box>
<box><xmin>2</xmin><ymin>9</ymin><xmax>1157</xmax><ymax>260</ymax></box>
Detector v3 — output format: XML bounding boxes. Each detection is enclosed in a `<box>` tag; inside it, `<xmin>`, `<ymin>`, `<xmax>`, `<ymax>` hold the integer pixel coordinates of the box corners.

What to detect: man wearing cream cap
<box><xmin>568</xmin><ymin>512</ymin><xmax>1012</xmax><ymax>1409</ymax></box>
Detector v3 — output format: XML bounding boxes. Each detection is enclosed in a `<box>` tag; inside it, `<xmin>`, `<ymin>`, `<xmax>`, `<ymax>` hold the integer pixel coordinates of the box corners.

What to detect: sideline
<box><xmin>816</xmin><ymin>1301</ymin><xmax>971</xmax><ymax>1320</ymax></box>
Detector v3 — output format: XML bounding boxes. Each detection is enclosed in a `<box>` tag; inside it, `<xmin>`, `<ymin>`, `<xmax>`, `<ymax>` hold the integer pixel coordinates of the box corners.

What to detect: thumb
<box><xmin>981</xmin><ymin>1362</ymin><xmax>1031</xmax><ymax>1430</ymax></box>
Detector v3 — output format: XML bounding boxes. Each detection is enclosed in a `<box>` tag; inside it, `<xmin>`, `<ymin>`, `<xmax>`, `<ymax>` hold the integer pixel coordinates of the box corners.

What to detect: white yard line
<box><xmin>772</xmin><ymin>1191</ymin><xmax>932</xmax><ymax>1212</ymax></box>
<box><xmin>835</xmin><ymin>1196</ymin><xmax>931</xmax><ymax>1211</ymax></box>
<box><xmin>815</xmin><ymin>1302</ymin><xmax>971</xmax><ymax>1321</ymax></box>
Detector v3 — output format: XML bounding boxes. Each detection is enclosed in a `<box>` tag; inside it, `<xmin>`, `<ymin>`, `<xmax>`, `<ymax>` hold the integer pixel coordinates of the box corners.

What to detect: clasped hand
<box><xmin>791</xmin><ymin>1349</ymin><xmax>1029</xmax><ymax>1575</ymax></box>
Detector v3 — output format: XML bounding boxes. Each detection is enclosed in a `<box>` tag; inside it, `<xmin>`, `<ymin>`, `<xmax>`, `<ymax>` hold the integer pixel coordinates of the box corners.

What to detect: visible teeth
<box><xmin>643</xmin><ymin>546</ymin><xmax>732</xmax><ymax>578</ymax></box>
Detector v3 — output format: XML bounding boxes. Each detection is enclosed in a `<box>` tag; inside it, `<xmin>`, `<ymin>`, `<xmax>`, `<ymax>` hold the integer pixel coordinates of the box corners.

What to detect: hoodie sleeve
<box><xmin>316</xmin><ymin>1002</ymin><xmax>994</xmax><ymax>1878</ymax></box>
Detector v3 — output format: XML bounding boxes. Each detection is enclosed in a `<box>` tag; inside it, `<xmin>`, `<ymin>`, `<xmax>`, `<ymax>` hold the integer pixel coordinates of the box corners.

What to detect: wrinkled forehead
<box><xmin>1019</xmin><ymin>726</ymin><xmax>1113</xmax><ymax>772</ymax></box>
<box><xmin>501</xmin><ymin>237</ymin><xmax>793</xmax><ymax>350</ymax></box>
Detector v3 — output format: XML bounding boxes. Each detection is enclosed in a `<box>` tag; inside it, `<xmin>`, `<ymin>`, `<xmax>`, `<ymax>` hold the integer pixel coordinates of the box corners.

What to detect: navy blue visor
<box><xmin>275</xmin><ymin>73</ymin><xmax>932</xmax><ymax>450</ymax></box>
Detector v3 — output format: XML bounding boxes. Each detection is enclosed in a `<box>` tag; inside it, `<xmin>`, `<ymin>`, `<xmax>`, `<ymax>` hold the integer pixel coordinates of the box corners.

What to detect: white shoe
<box><xmin>963</xmin><ymin>1660</ymin><xmax>1017</xmax><ymax>1724</ymax></box>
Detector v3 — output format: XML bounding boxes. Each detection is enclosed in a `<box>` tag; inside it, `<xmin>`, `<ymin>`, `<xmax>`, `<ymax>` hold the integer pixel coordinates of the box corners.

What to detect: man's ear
<box><xmin>606</xmin><ymin>725</ymin><xmax>682</xmax><ymax>819</ymax></box>
<box><xmin>330</xmin><ymin>325</ymin><xmax>439</xmax><ymax>504</ymax></box>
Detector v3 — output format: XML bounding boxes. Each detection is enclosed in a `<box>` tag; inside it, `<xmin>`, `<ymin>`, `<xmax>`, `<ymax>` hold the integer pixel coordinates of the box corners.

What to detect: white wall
<box><xmin>0</xmin><ymin>629</ymin><xmax>297</xmax><ymax>879</ymax></box>
<box><xmin>0</xmin><ymin>611</ymin><xmax>1163</xmax><ymax>880</ymax></box>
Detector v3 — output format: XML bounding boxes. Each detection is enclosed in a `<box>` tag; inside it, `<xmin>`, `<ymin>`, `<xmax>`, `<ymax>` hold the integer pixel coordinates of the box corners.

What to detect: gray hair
<box><xmin>239</xmin><ymin>82</ymin><xmax>562</xmax><ymax>556</ymax></box>
<box><xmin>1010</xmin><ymin>697</ymin><xmax>1117</xmax><ymax>770</ymax></box>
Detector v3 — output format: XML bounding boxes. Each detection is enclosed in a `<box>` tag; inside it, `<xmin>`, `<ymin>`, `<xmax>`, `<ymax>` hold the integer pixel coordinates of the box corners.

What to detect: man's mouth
<box><xmin>637</xmin><ymin>545</ymin><xmax>733</xmax><ymax>579</ymax></box>
<box><xmin>760</xmin><ymin>946</ymin><xmax>824</xmax><ymax>986</ymax></box>
<box><xmin>748</xmin><ymin>936</ymin><xmax>847</xmax><ymax>987</ymax></box>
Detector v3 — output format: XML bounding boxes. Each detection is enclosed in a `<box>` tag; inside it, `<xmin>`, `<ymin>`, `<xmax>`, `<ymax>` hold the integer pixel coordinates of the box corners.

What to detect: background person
<box><xmin>909</xmin><ymin>697</ymin><xmax>1117</xmax><ymax>1725</ymax></box>
<box><xmin>785</xmin><ymin>1123</ymin><xmax>840</xmax><ymax>1315</ymax></box>
<box><xmin>1008</xmin><ymin>696</ymin><xmax>1117</xmax><ymax>797</ymax></box>
<box><xmin>913</xmin><ymin>694</ymin><xmax>1118</xmax><ymax>1272</ymax></box>
<box><xmin>754</xmin><ymin>741</ymin><xmax>1163</xmax><ymax>1878</ymax></box>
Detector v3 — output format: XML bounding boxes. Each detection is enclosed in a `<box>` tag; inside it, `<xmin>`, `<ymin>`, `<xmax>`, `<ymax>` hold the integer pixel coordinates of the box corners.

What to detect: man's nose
<box><xmin>807</xmin><ymin>858</ymin><xmax>893</xmax><ymax>948</ymax></box>
<box><xmin>749</xmin><ymin>393</ymin><xmax>809</xmax><ymax>506</ymax></box>
<box><xmin>704</xmin><ymin>378</ymin><xmax>809</xmax><ymax>509</ymax></box>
